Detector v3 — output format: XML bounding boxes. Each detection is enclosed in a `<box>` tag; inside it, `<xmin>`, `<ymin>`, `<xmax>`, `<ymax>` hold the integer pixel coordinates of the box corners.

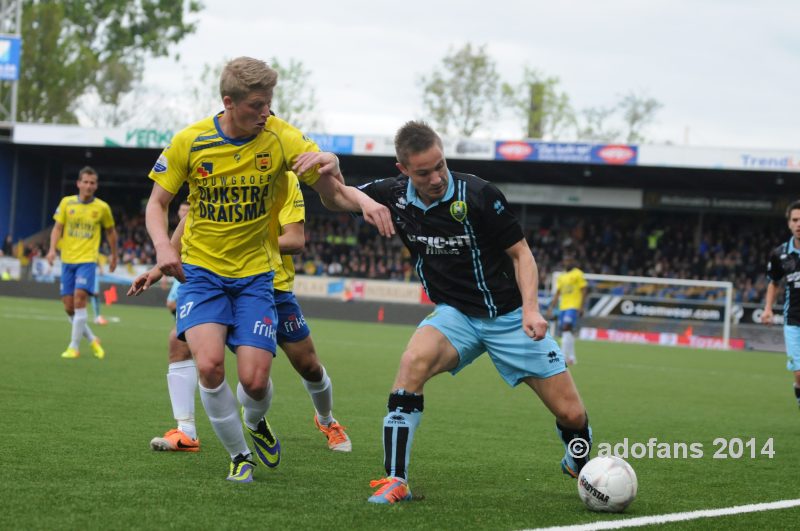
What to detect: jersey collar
<box><xmin>406</xmin><ymin>170</ymin><xmax>455</xmax><ymax>211</ymax></box>
<box><xmin>789</xmin><ymin>237</ymin><xmax>800</xmax><ymax>255</ymax></box>
<box><xmin>213</xmin><ymin>112</ymin><xmax>258</xmax><ymax>146</ymax></box>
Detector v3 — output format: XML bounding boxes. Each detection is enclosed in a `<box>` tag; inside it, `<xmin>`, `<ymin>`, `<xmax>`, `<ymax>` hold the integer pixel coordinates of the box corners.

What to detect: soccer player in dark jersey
<box><xmin>357</xmin><ymin>121</ymin><xmax>593</xmax><ymax>504</ymax></box>
<box><xmin>762</xmin><ymin>199</ymin><xmax>800</xmax><ymax>408</ymax></box>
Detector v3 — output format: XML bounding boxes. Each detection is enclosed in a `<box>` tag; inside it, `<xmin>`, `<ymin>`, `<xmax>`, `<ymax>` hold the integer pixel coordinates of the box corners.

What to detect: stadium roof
<box><xmin>11</xmin><ymin>123</ymin><xmax>800</xmax><ymax>176</ymax></box>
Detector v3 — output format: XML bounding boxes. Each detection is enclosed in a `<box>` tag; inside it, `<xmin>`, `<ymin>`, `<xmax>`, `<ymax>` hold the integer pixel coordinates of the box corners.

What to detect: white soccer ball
<box><xmin>577</xmin><ymin>456</ymin><xmax>638</xmax><ymax>513</ymax></box>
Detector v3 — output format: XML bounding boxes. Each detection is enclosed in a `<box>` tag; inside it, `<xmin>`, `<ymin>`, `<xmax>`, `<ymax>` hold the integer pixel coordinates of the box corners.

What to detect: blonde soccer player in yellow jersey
<box><xmin>46</xmin><ymin>166</ymin><xmax>117</xmax><ymax>360</ymax></box>
<box><xmin>145</xmin><ymin>57</ymin><xmax>391</xmax><ymax>482</ymax></box>
<box><xmin>132</xmin><ymin>174</ymin><xmax>351</xmax><ymax>454</ymax></box>
<box><xmin>546</xmin><ymin>254</ymin><xmax>588</xmax><ymax>365</ymax></box>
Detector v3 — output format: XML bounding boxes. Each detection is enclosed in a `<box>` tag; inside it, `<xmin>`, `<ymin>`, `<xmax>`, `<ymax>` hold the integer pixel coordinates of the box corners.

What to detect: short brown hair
<box><xmin>394</xmin><ymin>121</ymin><xmax>443</xmax><ymax>166</ymax></box>
<box><xmin>219</xmin><ymin>57</ymin><xmax>278</xmax><ymax>102</ymax></box>
<box><xmin>786</xmin><ymin>199</ymin><xmax>800</xmax><ymax>219</ymax></box>
<box><xmin>78</xmin><ymin>166</ymin><xmax>97</xmax><ymax>180</ymax></box>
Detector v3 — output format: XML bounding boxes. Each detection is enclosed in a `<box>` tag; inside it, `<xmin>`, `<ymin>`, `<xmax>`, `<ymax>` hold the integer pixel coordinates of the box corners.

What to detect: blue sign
<box><xmin>0</xmin><ymin>35</ymin><xmax>21</xmax><ymax>81</ymax></box>
<box><xmin>495</xmin><ymin>140</ymin><xmax>638</xmax><ymax>165</ymax></box>
<box><xmin>308</xmin><ymin>133</ymin><xmax>354</xmax><ymax>155</ymax></box>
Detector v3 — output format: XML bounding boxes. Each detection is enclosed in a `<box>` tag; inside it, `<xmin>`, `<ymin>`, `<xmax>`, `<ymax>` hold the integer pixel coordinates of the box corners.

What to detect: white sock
<box><xmin>303</xmin><ymin>366</ymin><xmax>334</xmax><ymax>425</ymax></box>
<box><xmin>68</xmin><ymin>315</ymin><xmax>96</xmax><ymax>342</ymax></box>
<box><xmin>237</xmin><ymin>379</ymin><xmax>272</xmax><ymax>430</ymax></box>
<box><xmin>199</xmin><ymin>379</ymin><xmax>250</xmax><ymax>459</ymax></box>
<box><xmin>167</xmin><ymin>360</ymin><xmax>198</xmax><ymax>439</ymax></box>
<box><xmin>562</xmin><ymin>331</ymin><xmax>576</xmax><ymax>362</ymax></box>
<box><xmin>70</xmin><ymin>308</ymin><xmax>87</xmax><ymax>350</ymax></box>
<box><xmin>83</xmin><ymin>321</ymin><xmax>96</xmax><ymax>342</ymax></box>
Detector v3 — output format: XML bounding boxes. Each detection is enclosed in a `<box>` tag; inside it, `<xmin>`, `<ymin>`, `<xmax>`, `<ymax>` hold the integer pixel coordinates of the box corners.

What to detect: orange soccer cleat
<box><xmin>314</xmin><ymin>416</ymin><xmax>352</xmax><ymax>452</ymax></box>
<box><xmin>149</xmin><ymin>428</ymin><xmax>200</xmax><ymax>452</ymax></box>
<box><xmin>368</xmin><ymin>476</ymin><xmax>412</xmax><ymax>504</ymax></box>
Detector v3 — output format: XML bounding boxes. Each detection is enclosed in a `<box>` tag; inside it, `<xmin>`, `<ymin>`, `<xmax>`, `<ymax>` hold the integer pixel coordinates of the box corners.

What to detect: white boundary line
<box><xmin>525</xmin><ymin>499</ymin><xmax>800</xmax><ymax>531</ymax></box>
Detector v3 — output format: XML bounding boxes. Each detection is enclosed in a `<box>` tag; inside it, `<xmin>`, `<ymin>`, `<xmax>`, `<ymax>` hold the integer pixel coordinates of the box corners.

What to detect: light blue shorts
<box><xmin>275</xmin><ymin>290</ymin><xmax>311</xmax><ymax>344</ymax></box>
<box><xmin>60</xmin><ymin>262</ymin><xmax>96</xmax><ymax>296</ymax></box>
<box><xmin>419</xmin><ymin>304</ymin><xmax>567</xmax><ymax>387</ymax></box>
<box><xmin>166</xmin><ymin>279</ymin><xmax>181</xmax><ymax>304</ymax></box>
<box><xmin>785</xmin><ymin>325</ymin><xmax>800</xmax><ymax>371</ymax></box>
<box><xmin>177</xmin><ymin>264</ymin><xmax>277</xmax><ymax>354</ymax></box>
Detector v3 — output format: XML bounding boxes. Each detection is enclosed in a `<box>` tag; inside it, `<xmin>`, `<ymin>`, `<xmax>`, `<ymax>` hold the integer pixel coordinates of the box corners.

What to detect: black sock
<box><xmin>557</xmin><ymin>414</ymin><xmax>592</xmax><ymax>472</ymax></box>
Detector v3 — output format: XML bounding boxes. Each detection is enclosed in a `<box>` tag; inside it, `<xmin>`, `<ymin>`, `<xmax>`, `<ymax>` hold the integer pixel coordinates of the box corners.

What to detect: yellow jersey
<box><xmin>149</xmin><ymin>113</ymin><xmax>321</xmax><ymax>278</ymax></box>
<box><xmin>270</xmin><ymin>172</ymin><xmax>305</xmax><ymax>292</ymax></box>
<box><xmin>53</xmin><ymin>195</ymin><xmax>115</xmax><ymax>264</ymax></box>
<box><xmin>556</xmin><ymin>268</ymin><xmax>587</xmax><ymax>310</ymax></box>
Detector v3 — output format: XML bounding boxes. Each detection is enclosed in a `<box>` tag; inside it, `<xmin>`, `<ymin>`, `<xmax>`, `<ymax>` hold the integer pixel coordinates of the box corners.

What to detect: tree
<box><xmin>574</xmin><ymin>105</ymin><xmax>621</xmax><ymax>143</ymax></box>
<box><xmin>183</xmin><ymin>59</ymin><xmax>226</xmax><ymax>121</ymax></box>
<box><xmin>419</xmin><ymin>43</ymin><xmax>501</xmax><ymax>137</ymax></box>
<box><xmin>502</xmin><ymin>67</ymin><xmax>575</xmax><ymax>140</ymax></box>
<box><xmin>269</xmin><ymin>57</ymin><xmax>320</xmax><ymax>131</ymax></box>
<box><xmin>18</xmin><ymin>0</ymin><xmax>202</xmax><ymax>123</ymax></box>
<box><xmin>75</xmin><ymin>83</ymin><xmax>185</xmax><ymax>128</ymax></box>
<box><xmin>617</xmin><ymin>91</ymin><xmax>662</xmax><ymax>144</ymax></box>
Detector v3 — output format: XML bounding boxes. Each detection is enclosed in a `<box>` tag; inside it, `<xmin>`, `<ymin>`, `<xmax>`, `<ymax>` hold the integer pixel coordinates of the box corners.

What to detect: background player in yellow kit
<box><xmin>546</xmin><ymin>253</ymin><xmax>588</xmax><ymax>365</ymax></box>
<box><xmin>47</xmin><ymin>166</ymin><xmax>117</xmax><ymax>360</ymax></box>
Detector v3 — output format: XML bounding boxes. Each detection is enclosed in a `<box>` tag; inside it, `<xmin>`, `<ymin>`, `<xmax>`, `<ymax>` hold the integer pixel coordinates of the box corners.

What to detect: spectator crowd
<box><xmin>3</xmin><ymin>207</ymin><xmax>785</xmax><ymax>305</ymax></box>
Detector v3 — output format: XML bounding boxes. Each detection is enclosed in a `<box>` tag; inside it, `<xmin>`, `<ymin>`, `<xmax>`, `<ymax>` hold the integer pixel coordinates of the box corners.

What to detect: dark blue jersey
<box><xmin>359</xmin><ymin>171</ymin><xmax>525</xmax><ymax>317</ymax></box>
<box><xmin>766</xmin><ymin>237</ymin><xmax>800</xmax><ymax>326</ymax></box>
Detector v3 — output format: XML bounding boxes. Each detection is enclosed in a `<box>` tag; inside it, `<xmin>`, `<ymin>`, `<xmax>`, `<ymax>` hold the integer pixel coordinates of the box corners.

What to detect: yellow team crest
<box><xmin>255</xmin><ymin>152</ymin><xmax>272</xmax><ymax>171</ymax></box>
<box><xmin>450</xmin><ymin>200</ymin><xmax>467</xmax><ymax>222</ymax></box>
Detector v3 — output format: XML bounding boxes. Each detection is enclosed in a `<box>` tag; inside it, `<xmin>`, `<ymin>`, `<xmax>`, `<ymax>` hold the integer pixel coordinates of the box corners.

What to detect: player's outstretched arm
<box><xmin>309</xmin><ymin>175</ymin><xmax>394</xmax><ymax>237</ymax></box>
<box><xmin>292</xmin><ymin>151</ymin><xmax>341</xmax><ymax>180</ymax></box>
<box><xmin>145</xmin><ymin>183</ymin><xmax>184</xmax><ymax>282</ymax></box>
<box><xmin>127</xmin><ymin>267</ymin><xmax>164</xmax><ymax>296</ymax></box>
<box><xmin>130</xmin><ymin>214</ymin><xmax>186</xmax><ymax>297</ymax></box>
<box><xmin>506</xmin><ymin>238</ymin><xmax>547</xmax><ymax>340</ymax></box>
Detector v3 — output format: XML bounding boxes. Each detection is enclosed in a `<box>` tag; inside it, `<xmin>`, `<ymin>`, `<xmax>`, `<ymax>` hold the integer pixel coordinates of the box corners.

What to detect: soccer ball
<box><xmin>577</xmin><ymin>456</ymin><xmax>637</xmax><ymax>512</ymax></box>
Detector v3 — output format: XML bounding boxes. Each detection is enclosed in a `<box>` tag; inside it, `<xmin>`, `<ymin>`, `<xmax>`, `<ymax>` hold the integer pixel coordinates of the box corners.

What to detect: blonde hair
<box><xmin>219</xmin><ymin>57</ymin><xmax>278</xmax><ymax>102</ymax></box>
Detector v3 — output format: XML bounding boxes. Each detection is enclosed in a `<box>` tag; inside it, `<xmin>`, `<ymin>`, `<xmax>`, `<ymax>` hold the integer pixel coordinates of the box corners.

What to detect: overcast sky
<box><xmin>142</xmin><ymin>0</ymin><xmax>800</xmax><ymax>150</ymax></box>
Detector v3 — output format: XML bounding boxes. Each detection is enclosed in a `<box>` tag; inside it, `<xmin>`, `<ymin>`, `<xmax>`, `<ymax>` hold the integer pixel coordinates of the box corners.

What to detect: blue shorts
<box><xmin>93</xmin><ymin>269</ymin><xmax>100</xmax><ymax>295</ymax></box>
<box><xmin>419</xmin><ymin>304</ymin><xmax>566</xmax><ymax>387</ymax></box>
<box><xmin>177</xmin><ymin>264</ymin><xmax>277</xmax><ymax>354</ymax></box>
<box><xmin>60</xmin><ymin>263</ymin><xmax>96</xmax><ymax>296</ymax></box>
<box><xmin>275</xmin><ymin>290</ymin><xmax>311</xmax><ymax>344</ymax></box>
<box><xmin>785</xmin><ymin>325</ymin><xmax>800</xmax><ymax>371</ymax></box>
<box><xmin>558</xmin><ymin>309</ymin><xmax>579</xmax><ymax>330</ymax></box>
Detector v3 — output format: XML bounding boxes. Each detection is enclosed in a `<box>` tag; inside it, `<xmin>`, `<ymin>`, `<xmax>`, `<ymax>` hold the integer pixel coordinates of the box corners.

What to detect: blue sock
<box><xmin>382</xmin><ymin>390</ymin><xmax>423</xmax><ymax>480</ymax></box>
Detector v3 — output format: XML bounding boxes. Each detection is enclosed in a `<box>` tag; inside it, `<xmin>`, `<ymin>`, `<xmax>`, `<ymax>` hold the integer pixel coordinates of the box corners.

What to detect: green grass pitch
<box><xmin>1</xmin><ymin>295</ymin><xmax>799</xmax><ymax>530</ymax></box>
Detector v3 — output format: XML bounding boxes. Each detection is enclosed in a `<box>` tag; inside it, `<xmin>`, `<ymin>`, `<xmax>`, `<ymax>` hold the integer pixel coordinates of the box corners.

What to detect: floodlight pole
<box><xmin>0</xmin><ymin>0</ymin><xmax>22</xmax><ymax>124</ymax></box>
